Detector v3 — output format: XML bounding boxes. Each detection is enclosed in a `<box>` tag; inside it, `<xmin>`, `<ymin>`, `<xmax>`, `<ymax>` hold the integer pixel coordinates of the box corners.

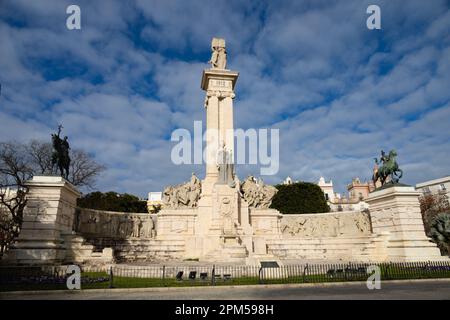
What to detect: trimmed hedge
<box><xmin>270</xmin><ymin>182</ymin><xmax>330</xmax><ymax>214</ymax></box>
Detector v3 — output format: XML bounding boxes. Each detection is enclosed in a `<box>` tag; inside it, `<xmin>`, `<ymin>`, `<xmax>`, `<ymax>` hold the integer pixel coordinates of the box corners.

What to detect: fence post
<box><xmin>109</xmin><ymin>266</ymin><xmax>114</xmax><ymax>289</ymax></box>
<box><xmin>258</xmin><ymin>266</ymin><xmax>263</xmax><ymax>285</ymax></box>
<box><xmin>303</xmin><ymin>264</ymin><xmax>308</xmax><ymax>283</ymax></box>
<box><xmin>385</xmin><ymin>262</ymin><xmax>391</xmax><ymax>280</ymax></box>
<box><xmin>162</xmin><ymin>265</ymin><xmax>166</xmax><ymax>287</ymax></box>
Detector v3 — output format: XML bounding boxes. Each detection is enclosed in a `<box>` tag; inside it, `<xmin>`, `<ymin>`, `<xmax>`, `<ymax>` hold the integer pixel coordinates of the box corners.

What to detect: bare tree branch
<box><xmin>0</xmin><ymin>142</ymin><xmax>32</xmax><ymax>256</ymax></box>
<box><xmin>68</xmin><ymin>149</ymin><xmax>106</xmax><ymax>189</ymax></box>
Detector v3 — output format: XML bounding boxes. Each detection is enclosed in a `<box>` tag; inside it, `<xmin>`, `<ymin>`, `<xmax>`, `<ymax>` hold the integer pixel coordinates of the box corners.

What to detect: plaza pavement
<box><xmin>1</xmin><ymin>279</ymin><xmax>450</xmax><ymax>300</ymax></box>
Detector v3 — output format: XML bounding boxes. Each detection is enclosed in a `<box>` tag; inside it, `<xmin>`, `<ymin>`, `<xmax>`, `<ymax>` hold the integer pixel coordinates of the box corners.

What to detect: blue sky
<box><xmin>0</xmin><ymin>0</ymin><xmax>449</xmax><ymax>197</ymax></box>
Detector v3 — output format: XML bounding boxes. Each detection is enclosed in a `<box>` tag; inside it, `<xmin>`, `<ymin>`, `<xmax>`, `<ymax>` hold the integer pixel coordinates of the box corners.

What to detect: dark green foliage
<box><xmin>429</xmin><ymin>212</ymin><xmax>450</xmax><ymax>255</ymax></box>
<box><xmin>77</xmin><ymin>191</ymin><xmax>148</xmax><ymax>213</ymax></box>
<box><xmin>270</xmin><ymin>182</ymin><xmax>330</xmax><ymax>214</ymax></box>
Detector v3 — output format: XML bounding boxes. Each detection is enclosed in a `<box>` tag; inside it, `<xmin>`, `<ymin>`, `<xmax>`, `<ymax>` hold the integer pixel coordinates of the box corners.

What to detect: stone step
<box><xmin>112</xmin><ymin>238</ymin><xmax>187</xmax><ymax>262</ymax></box>
<box><xmin>269</xmin><ymin>242</ymin><xmax>373</xmax><ymax>248</ymax></box>
<box><xmin>268</xmin><ymin>236</ymin><xmax>374</xmax><ymax>245</ymax></box>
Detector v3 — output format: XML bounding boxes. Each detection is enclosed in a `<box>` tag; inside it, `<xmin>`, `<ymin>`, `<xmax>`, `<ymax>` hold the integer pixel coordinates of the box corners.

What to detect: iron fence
<box><xmin>1</xmin><ymin>261</ymin><xmax>450</xmax><ymax>291</ymax></box>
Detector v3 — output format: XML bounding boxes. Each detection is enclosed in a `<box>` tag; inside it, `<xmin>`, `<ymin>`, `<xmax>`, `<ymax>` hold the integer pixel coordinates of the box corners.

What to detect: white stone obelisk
<box><xmin>200</xmin><ymin>38</ymin><xmax>239</xmax><ymax>195</ymax></box>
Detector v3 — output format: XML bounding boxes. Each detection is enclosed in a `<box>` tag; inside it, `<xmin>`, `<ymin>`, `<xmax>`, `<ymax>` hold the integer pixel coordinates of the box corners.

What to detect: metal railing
<box><xmin>1</xmin><ymin>261</ymin><xmax>450</xmax><ymax>291</ymax></box>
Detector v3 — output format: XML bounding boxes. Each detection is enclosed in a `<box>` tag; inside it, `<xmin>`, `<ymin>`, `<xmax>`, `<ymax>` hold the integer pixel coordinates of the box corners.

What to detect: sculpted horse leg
<box><xmin>59</xmin><ymin>163</ymin><xmax>64</xmax><ymax>178</ymax></box>
<box><xmin>396</xmin><ymin>168</ymin><xmax>403</xmax><ymax>179</ymax></box>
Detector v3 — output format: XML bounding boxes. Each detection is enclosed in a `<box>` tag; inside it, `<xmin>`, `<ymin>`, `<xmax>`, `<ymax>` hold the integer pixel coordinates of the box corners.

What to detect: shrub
<box><xmin>270</xmin><ymin>182</ymin><xmax>330</xmax><ymax>214</ymax></box>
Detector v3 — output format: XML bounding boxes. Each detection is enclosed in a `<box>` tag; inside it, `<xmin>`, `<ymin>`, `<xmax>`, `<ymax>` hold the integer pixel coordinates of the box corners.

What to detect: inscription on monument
<box><xmin>209</xmin><ymin>79</ymin><xmax>232</xmax><ymax>90</ymax></box>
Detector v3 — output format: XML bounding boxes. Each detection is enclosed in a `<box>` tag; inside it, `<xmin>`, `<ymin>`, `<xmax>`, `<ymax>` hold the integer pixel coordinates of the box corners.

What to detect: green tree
<box><xmin>429</xmin><ymin>213</ymin><xmax>450</xmax><ymax>256</ymax></box>
<box><xmin>419</xmin><ymin>193</ymin><xmax>450</xmax><ymax>234</ymax></box>
<box><xmin>270</xmin><ymin>182</ymin><xmax>330</xmax><ymax>214</ymax></box>
<box><xmin>77</xmin><ymin>191</ymin><xmax>148</xmax><ymax>213</ymax></box>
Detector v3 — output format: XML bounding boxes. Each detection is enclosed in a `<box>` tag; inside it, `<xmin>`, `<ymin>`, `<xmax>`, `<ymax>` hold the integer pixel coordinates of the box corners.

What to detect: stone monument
<box><xmin>366</xmin><ymin>151</ymin><xmax>444</xmax><ymax>261</ymax></box>
<box><xmin>4</xmin><ymin>38</ymin><xmax>447</xmax><ymax>266</ymax></box>
<box><xmin>4</xmin><ymin>176</ymin><xmax>113</xmax><ymax>265</ymax></box>
<box><xmin>155</xmin><ymin>37</ymin><xmax>279</xmax><ymax>263</ymax></box>
<box><xmin>151</xmin><ymin>38</ymin><xmax>448</xmax><ymax>264</ymax></box>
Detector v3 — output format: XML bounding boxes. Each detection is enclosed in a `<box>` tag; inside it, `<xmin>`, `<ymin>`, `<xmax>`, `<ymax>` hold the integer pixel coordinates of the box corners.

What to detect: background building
<box><xmin>347</xmin><ymin>177</ymin><xmax>375</xmax><ymax>201</ymax></box>
<box><xmin>317</xmin><ymin>177</ymin><xmax>340</xmax><ymax>202</ymax></box>
<box><xmin>317</xmin><ymin>177</ymin><xmax>371</xmax><ymax>212</ymax></box>
<box><xmin>147</xmin><ymin>192</ymin><xmax>162</xmax><ymax>213</ymax></box>
<box><xmin>416</xmin><ymin>176</ymin><xmax>450</xmax><ymax>198</ymax></box>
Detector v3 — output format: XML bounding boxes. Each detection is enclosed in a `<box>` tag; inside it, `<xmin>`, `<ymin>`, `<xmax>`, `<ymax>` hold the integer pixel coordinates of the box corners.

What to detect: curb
<box><xmin>2</xmin><ymin>278</ymin><xmax>450</xmax><ymax>296</ymax></box>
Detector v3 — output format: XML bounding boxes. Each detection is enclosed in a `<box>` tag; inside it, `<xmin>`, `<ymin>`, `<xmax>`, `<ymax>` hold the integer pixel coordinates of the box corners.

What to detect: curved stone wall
<box><xmin>280</xmin><ymin>210</ymin><xmax>372</xmax><ymax>238</ymax></box>
<box><xmin>74</xmin><ymin>208</ymin><xmax>157</xmax><ymax>239</ymax></box>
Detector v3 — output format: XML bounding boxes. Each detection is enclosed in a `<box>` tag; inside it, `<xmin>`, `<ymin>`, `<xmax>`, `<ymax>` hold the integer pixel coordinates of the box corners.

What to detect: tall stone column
<box><xmin>200</xmin><ymin>69</ymin><xmax>239</xmax><ymax>196</ymax></box>
<box><xmin>220</xmin><ymin>94</ymin><xmax>235</xmax><ymax>152</ymax></box>
<box><xmin>366</xmin><ymin>185</ymin><xmax>447</xmax><ymax>262</ymax></box>
<box><xmin>4</xmin><ymin>176</ymin><xmax>81</xmax><ymax>265</ymax></box>
<box><xmin>205</xmin><ymin>93</ymin><xmax>220</xmax><ymax>180</ymax></box>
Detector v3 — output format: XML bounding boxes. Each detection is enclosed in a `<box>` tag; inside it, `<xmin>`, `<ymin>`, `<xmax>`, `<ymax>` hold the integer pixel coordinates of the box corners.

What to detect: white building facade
<box><xmin>416</xmin><ymin>176</ymin><xmax>450</xmax><ymax>198</ymax></box>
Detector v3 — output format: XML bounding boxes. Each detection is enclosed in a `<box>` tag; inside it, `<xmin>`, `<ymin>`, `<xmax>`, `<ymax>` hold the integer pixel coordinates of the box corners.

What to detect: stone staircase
<box><xmin>203</xmin><ymin>238</ymin><xmax>248</xmax><ymax>263</ymax></box>
<box><xmin>267</xmin><ymin>236</ymin><xmax>377</xmax><ymax>261</ymax></box>
<box><xmin>63</xmin><ymin>234</ymin><xmax>113</xmax><ymax>265</ymax></box>
<box><xmin>113</xmin><ymin>238</ymin><xmax>186</xmax><ymax>262</ymax></box>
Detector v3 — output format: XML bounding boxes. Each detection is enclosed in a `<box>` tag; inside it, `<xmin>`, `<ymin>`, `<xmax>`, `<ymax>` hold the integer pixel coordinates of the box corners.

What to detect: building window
<box><xmin>440</xmin><ymin>184</ymin><xmax>447</xmax><ymax>191</ymax></box>
<box><xmin>423</xmin><ymin>187</ymin><xmax>431</xmax><ymax>194</ymax></box>
<box><xmin>325</xmin><ymin>194</ymin><xmax>329</xmax><ymax>200</ymax></box>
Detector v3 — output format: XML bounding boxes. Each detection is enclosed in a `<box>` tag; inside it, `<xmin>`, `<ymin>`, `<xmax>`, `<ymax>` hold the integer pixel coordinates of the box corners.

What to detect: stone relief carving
<box><xmin>255</xmin><ymin>219</ymin><xmax>275</xmax><ymax>234</ymax></box>
<box><xmin>220</xmin><ymin>197</ymin><xmax>236</xmax><ymax>235</ymax></box>
<box><xmin>162</xmin><ymin>173</ymin><xmax>202</xmax><ymax>209</ymax></box>
<box><xmin>240</xmin><ymin>176</ymin><xmax>277</xmax><ymax>208</ymax></box>
<box><xmin>132</xmin><ymin>217</ymin><xmax>142</xmax><ymax>238</ymax></box>
<box><xmin>142</xmin><ymin>217</ymin><xmax>156</xmax><ymax>238</ymax></box>
<box><xmin>280</xmin><ymin>211</ymin><xmax>371</xmax><ymax>238</ymax></box>
<box><xmin>170</xmin><ymin>220</ymin><xmax>188</xmax><ymax>233</ymax></box>
<box><xmin>75</xmin><ymin>208</ymin><xmax>157</xmax><ymax>239</ymax></box>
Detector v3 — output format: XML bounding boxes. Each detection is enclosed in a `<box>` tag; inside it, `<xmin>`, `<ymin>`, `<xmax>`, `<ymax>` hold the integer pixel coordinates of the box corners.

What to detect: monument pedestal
<box><xmin>5</xmin><ymin>176</ymin><xmax>80</xmax><ymax>265</ymax></box>
<box><xmin>366</xmin><ymin>185</ymin><xmax>447</xmax><ymax>262</ymax></box>
<box><xmin>198</xmin><ymin>184</ymin><xmax>250</xmax><ymax>262</ymax></box>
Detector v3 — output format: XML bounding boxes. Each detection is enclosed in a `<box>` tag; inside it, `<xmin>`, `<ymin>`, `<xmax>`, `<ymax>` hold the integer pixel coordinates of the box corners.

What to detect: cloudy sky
<box><xmin>1</xmin><ymin>0</ymin><xmax>449</xmax><ymax>197</ymax></box>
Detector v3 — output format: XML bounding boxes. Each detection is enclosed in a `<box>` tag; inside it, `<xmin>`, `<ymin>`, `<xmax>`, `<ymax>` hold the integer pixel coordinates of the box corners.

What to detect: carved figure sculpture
<box><xmin>132</xmin><ymin>217</ymin><xmax>142</xmax><ymax>238</ymax></box>
<box><xmin>217</xmin><ymin>143</ymin><xmax>235</xmax><ymax>187</ymax></box>
<box><xmin>162</xmin><ymin>173</ymin><xmax>202</xmax><ymax>208</ymax></box>
<box><xmin>240</xmin><ymin>176</ymin><xmax>277</xmax><ymax>208</ymax></box>
<box><xmin>208</xmin><ymin>37</ymin><xmax>227</xmax><ymax>69</ymax></box>
<box><xmin>143</xmin><ymin>217</ymin><xmax>156</xmax><ymax>238</ymax></box>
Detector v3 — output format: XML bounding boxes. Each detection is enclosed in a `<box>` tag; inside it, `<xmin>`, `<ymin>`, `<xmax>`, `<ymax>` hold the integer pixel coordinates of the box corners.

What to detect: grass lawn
<box><xmin>1</xmin><ymin>267</ymin><xmax>450</xmax><ymax>292</ymax></box>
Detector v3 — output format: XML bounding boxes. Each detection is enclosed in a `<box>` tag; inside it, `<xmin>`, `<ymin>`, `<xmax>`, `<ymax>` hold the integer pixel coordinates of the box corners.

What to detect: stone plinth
<box><xmin>5</xmin><ymin>176</ymin><xmax>81</xmax><ymax>265</ymax></box>
<box><xmin>249</xmin><ymin>209</ymin><xmax>282</xmax><ymax>255</ymax></box>
<box><xmin>156</xmin><ymin>209</ymin><xmax>197</xmax><ymax>239</ymax></box>
<box><xmin>366</xmin><ymin>185</ymin><xmax>446</xmax><ymax>261</ymax></box>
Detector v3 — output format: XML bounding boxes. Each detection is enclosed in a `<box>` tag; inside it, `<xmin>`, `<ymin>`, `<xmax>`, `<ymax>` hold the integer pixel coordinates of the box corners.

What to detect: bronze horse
<box><xmin>51</xmin><ymin>130</ymin><xmax>70</xmax><ymax>179</ymax></box>
<box><xmin>372</xmin><ymin>150</ymin><xmax>403</xmax><ymax>186</ymax></box>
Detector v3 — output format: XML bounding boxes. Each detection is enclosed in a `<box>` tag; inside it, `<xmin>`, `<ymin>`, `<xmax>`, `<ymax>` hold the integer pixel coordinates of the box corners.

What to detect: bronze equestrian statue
<box><xmin>372</xmin><ymin>149</ymin><xmax>403</xmax><ymax>187</ymax></box>
<box><xmin>51</xmin><ymin>125</ymin><xmax>70</xmax><ymax>179</ymax></box>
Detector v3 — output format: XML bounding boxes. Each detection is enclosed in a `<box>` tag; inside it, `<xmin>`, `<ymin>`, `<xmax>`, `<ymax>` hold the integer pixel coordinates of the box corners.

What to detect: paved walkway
<box><xmin>1</xmin><ymin>279</ymin><xmax>450</xmax><ymax>300</ymax></box>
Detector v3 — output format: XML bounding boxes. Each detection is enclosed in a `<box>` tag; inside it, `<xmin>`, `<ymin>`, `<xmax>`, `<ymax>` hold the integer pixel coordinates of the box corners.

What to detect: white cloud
<box><xmin>0</xmin><ymin>0</ymin><xmax>449</xmax><ymax>197</ymax></box>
